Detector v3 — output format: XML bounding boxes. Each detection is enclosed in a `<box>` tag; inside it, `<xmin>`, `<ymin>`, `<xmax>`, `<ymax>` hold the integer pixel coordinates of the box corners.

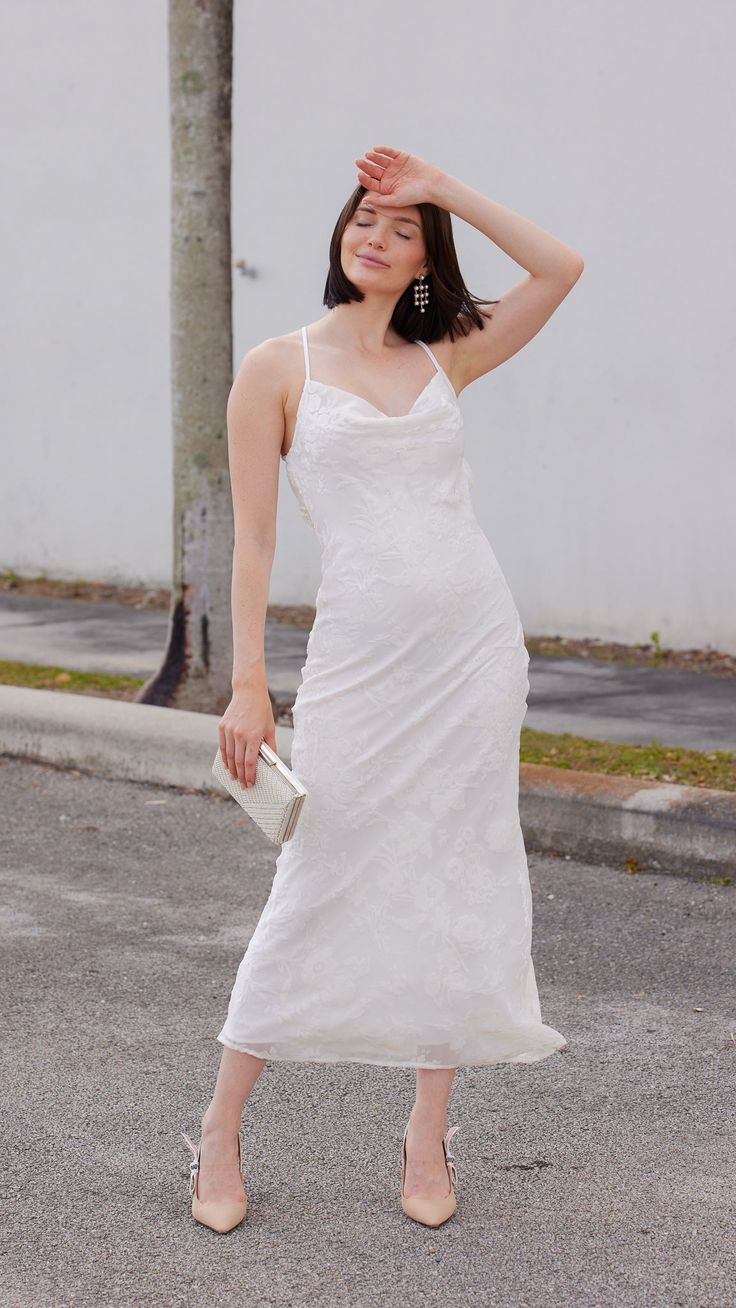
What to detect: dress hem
<box><xmin>216</xmin><ymin>1032</ymin><xmax>567</xmax><ymax>1071</ymax></box>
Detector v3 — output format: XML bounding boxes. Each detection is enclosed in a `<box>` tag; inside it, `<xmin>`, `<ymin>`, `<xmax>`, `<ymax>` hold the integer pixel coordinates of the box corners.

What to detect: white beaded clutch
<box><xmin>211</xmin><ymin>740</ymin><xmax>307</xmax><ymax>844</ymax></box>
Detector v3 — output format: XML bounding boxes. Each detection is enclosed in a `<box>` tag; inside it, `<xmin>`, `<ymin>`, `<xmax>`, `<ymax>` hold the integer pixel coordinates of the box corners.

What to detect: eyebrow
<box><xmin>356</xmin><ymin>203</ymin><xmax>421</xmax><ymax>229</ymax></box>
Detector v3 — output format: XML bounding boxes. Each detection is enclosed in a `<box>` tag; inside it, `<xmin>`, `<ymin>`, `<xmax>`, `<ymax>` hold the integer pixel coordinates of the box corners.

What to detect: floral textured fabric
<box><xmin>216</xmin><ymin>326</ymin><xmax>567</xmax><ymax>1069</ymax></box>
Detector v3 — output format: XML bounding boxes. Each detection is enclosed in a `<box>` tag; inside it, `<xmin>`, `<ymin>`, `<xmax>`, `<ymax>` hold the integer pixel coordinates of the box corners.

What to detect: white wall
<box><xmin>0</xmin><ymin>0</ymin><xmax>172</xmax><ymax>584</ymax></box>
<box><xmin>2</xmin><ymin>0</ymin><xmax>734</xmax><ymax>651</ymax></box>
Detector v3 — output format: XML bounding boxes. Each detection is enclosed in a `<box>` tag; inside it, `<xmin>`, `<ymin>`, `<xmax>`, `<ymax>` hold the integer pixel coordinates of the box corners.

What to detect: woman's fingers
<box><xmin>354</xmin><ymin>155</ymin><xmax>385</xmax><ymax>181</ymax></box>
<box><xmin>244</xmin><ymin>734</ymin><xmax>264</xmax><ymax>789</ymax></box>
<box><xmin>365</xmin><ymin>147</ymin><xmax>397</xmax><ymax>165</ymax></box>
<box><xmin>218</xmin><ymin>725</ymin><xmax>233</xmax><ymax>773</ymax></box>
<box><xmin>217</xmin><ymin>693</ymin><xmax>276</xmax><ymax>787</ymax></box>
<box><xmin>218</xmin><ymin>722</ymin><xmax>244</xmax><ymax>782</ymax></box>
<box><xmin>232</xmin><ymin>735</ymin><xmax>247</xmax><ymax>785</ymax></box>
<box><xmin>355</xmin><ymin>147</ymin><xmax>414</xmax><ymax>205</ymax></box>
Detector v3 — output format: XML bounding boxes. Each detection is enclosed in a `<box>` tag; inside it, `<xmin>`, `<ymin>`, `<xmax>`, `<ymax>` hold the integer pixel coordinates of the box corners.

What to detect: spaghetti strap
<box><xmin>414</xmin><ymin>338</ymin><xmax>456</xmax><ymax>397</ymax></box>
<box><xmin>415</xmin><ymin>338</ymin><xmax>450</xmax><ymax>381</ymax></box>
<box><xmin>301</xmin><ymin>325</ymin><xmax>311</xmax><ymax>381</ymax></box>
<box><xmin>414</xmin><ymin>338</ymin><xmax>440</xmax><ymax>373</ymax></box>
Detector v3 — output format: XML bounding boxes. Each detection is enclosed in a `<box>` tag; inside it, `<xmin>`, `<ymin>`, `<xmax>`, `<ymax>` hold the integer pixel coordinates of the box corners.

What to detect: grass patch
<box><xmin>0</xmin><ymin>659</ymin><xmax>145</xmax><ymax>699</ymax></box>
<box><xmin>520</xmin><ymin>727</ymin><xmax>736</xmax><ymax>792</ymax></box>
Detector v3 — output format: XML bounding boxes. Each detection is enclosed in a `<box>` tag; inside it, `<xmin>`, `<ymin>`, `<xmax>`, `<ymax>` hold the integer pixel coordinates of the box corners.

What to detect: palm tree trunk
<box><xmin>138</xmin><ymin>0</ymin><xmax>234</xmax><ymax>712</ymax></box>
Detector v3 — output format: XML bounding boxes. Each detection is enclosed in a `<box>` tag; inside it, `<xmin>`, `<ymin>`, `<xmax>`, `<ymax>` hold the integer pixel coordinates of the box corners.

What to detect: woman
<box><xmin>182</xmin><ymin>145</ymin><xmax>584</xmax><ymax>1233</ymax></box>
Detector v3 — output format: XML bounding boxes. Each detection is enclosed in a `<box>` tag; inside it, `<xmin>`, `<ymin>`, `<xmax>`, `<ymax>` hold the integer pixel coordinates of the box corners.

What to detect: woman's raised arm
<box><xmin>431</xmin><ymin>172</ymin><xmax>585</xmax><ymax>388</ymax></box>
<box><xmin>355</xmin><ymin>145</ymin><xmax>584</xmax><ymax>390</ymax></box>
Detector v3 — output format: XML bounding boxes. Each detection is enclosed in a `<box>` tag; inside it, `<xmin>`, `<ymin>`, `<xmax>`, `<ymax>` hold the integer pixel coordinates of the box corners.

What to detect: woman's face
<box><xmin>341</xmin><ymin>197</ymin><xmax>428</xmax><ymax>294</ymax></box>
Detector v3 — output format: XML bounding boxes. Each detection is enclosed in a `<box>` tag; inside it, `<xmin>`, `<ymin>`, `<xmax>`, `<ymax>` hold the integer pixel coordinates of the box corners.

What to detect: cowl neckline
<box><xmin>301</xmin><ymin>366</ymin><xmax>458</xmax><ymax>420</ymax></box>
<box><xmin>284</xmin><ymin>352</ymin><xmax>461</xmax><ymax>464</ymax></box>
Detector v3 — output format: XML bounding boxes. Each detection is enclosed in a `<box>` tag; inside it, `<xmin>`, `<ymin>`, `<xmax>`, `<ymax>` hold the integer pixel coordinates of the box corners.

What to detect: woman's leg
<box><xmin>196</xmin><ymin>1048</ymin><xmax>267</xmax><ymax>1203</ymax></box>
<box><xmin>403</xmin><ymin>1067</ymin><xmax>458</xmax><ymax>1200</ymax></box>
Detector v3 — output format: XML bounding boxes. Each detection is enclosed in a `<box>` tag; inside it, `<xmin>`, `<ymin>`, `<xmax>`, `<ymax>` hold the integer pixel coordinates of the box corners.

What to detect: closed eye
<box><xmin>356</xmin><ymin>222</ymin><xmax>411</xmax><ymax>239</ymax></box>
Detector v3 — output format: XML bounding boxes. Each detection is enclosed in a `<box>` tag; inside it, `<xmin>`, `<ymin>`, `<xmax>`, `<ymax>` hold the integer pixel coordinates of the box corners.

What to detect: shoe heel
<box><xmin>181</xmin><ymin>1129</ymin><xmax>248</xmax><ymax>1234</ymax></box>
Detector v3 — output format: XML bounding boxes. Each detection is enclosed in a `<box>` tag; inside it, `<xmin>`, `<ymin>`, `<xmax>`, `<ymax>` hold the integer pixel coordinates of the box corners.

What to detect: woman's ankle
<box><xmin>408</xmin><ymin>1105</ymin><xmax>449</xmax><ymax>1137</ymax></box>
<box><xmin>201</xmin><ymin>1106</ymin><xmax>242</xmax><ymax>1138</ymax></box>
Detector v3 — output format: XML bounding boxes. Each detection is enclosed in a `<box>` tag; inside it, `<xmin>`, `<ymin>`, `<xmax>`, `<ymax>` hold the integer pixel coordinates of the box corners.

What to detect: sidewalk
<box><xmin>1</xmin><ymin>593</ymin><xmax>734</xmax><ymax>878</ymax></box>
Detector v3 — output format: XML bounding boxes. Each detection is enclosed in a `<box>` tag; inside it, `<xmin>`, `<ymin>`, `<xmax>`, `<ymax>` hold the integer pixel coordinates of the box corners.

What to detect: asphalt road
<box><xmin>1</xmin><ymin>756</ymin><xmax>734</xmax><ymax>1308</ymax></box>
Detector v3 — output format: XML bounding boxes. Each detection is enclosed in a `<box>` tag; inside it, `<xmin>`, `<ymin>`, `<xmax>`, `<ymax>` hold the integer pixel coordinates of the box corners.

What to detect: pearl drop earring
<box><xmin>413</xmin><ymin>273</ymin><xmax>429</xmax><ymax>313</ymax></box>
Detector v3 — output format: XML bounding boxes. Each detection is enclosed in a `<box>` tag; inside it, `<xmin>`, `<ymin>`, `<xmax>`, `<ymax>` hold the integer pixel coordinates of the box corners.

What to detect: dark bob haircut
<box><xmin>323</xmin><ymin>185</ymin><xmax>498</xmax><ymax>344</ymax></box>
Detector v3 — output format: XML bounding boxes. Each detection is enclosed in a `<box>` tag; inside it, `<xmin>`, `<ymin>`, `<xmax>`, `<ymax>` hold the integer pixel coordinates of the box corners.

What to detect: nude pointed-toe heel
<box><xmin>181</xmin><ymin>1130</ymin><xmax>248</xmax><ymax>1233</ymax></box>
<box><xmin>400</xmin><ymin>1123</ymin><xmax>460</xmax><ymax>1228</ymax></box>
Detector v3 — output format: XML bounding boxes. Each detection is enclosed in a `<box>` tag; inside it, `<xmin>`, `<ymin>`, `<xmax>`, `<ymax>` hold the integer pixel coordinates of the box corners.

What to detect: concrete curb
<box><xmin>520</xmin><ymin>763</ymin><xmax>736</xmax><ymax>880</ymax></box>
<box><xmin>2</xmin><ymin>686</ymin><xmax>734</xmax><ymax>880</ymax></box>
<box><xmin>0</xmin><ymin>685</ymin><xmax>295</xmax><ymax>795</ymax></box>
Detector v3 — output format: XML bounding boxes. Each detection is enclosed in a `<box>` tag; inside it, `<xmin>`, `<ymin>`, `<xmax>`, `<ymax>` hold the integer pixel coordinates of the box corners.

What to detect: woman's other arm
<box><xmin>219</xmin><ymin>341</ymin><xmax>286</xmax><ymax>785</ymax></box>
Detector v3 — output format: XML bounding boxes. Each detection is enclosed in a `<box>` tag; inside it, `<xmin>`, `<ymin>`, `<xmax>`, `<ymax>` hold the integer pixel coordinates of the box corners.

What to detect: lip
<box><xmin>356</xmin><ymin>253</ymin><xmax>389</xmax><ymax>268</ymax></box>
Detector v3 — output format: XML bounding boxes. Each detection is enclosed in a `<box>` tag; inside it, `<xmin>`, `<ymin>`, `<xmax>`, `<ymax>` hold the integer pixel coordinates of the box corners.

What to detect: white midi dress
<box><xmin>216</xmin><ymin>324</ymin><xmax>567</xmax><ymax>1069</ymax></box>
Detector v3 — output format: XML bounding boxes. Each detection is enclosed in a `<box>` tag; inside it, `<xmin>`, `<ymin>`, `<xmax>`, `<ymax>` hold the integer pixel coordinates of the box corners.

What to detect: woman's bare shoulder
<box><xmin>231</xmin><ymin>330</ymin><xmax>305</xmax><ymax>402</ymax></box>
<box><xmin>234</xmin><ymin>330</ymin><xmax>302</xmax><ymax>373</ymax></box>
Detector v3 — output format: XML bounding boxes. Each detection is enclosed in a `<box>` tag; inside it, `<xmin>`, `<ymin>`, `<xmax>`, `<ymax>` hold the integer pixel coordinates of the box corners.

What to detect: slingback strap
<box><xmin>301</xmin><ymin>325</ymin><xmax>311</xmax><ymax>381</ymax></box>
<box><xmin>443</xmin><ymin>1123</ymin><xmax>460</xmax><ymax>1184</ymax></box>
<box><xmin>181</xmin><ymin>1129</ymin><xmax>245</xmax><ymax>1198</ymax></box>
<box><xmin>444</xmin><ymin>1124</ymin><xmax>460</xmax><ymax>1152</ymax></box>
<box><xmin>181</xmin><ymin>1131</ymin><xmax>200</xmax><ymax>1197</ymax></box>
